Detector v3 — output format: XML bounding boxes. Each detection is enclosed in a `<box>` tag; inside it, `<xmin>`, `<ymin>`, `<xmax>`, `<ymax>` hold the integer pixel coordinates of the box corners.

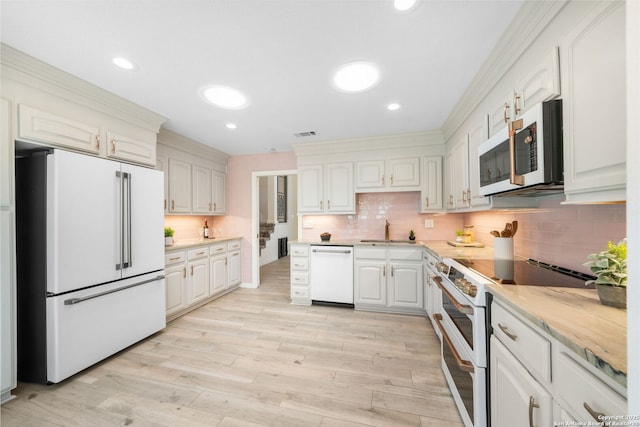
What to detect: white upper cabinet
<box><xmin>355</xmin><ymin>157</ymin><xmax>421</xmax><ymax>192</ymax></box>
<box><xmin>192</xmin><ymin>165</ymin><xmax>212</xmax><ymax>214</ymax></box>
<box><xmin>445</xmin><ymin>136</ymin><xmax>469</xmax><ymax>211</ymax></box>
<box><xmin>105</xmin><ymin>130</ymin><xmax>156</xmax><ymax>167</ymax></box>
<box><xmin>467</xmin><ymin>118</ymin><xmax>490</xmax><ymax>208</ymax></box>
<box><xmin>168</xmin><ymin>158</ymin><xmax>191</xmax><ymax>213</ymax></box>
<box><xmin>561</xmin><ymin>1</ymin><xmax>626</xmax><ymax>203</ymax></box>
<box><xmin>488</xmin><ymin>47</ymin><xmax>561</xmax><ymax>137</ymax></box>
<box><xmin>18</xmin><ymin>104</ymin><xmax>101</xmax><ymax>155</ymax></box>
<box><xmin>420</xmin><ymin>156</ymin><xmax>442</xmax><ymax>212</ymax></box>
<box><xmin>298</xmin><ymin>163</ymin><xmax>354</xmax><ymax>214</ymax></box>
<box><xmin>212</xmin><ymin>171</ymin><xmax>226</xmax><ymax>214</ymax></box>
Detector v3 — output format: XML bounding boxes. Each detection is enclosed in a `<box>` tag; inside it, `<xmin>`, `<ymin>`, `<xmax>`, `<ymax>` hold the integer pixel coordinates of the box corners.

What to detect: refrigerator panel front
<box><xmin>121</xmin><ymin>163</ymin><xmax>164</xmax><ymax>278</ymax></box>
<box><xmin>46</xmin><ymin>271</ymin><xmax>166</xmax><ymax>383</ymax></box>
<box><xmin>47</xmin><ymin>150</ymin><xmax>121</xmax><ymax>294</ymax></box>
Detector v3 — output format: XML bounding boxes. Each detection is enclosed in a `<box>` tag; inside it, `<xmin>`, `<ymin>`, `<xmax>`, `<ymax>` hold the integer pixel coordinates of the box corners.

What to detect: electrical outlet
<box><xmin>424</xmin><ymin>219</ymin><xmax>435</xmax><ymax>228</ymax></box>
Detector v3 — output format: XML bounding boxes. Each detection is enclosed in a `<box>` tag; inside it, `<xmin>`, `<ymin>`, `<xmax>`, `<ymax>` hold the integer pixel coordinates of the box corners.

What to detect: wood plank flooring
<box><xmin>1</xmin><ymin>256</ymin><xmax>464</xmax><ymax>426</ymax></box>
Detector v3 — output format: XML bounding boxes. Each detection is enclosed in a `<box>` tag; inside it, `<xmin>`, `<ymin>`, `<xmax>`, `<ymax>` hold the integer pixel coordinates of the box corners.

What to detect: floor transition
<box><xmin>1</xmin><ymin>256</ymin><xmax>463</xmax><ymax>426</ymax></box>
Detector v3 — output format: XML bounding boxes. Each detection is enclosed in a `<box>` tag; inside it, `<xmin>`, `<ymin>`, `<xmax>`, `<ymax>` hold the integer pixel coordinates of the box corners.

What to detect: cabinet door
<box><xmin>1</xmin><ymin>210</ymin><xmax>16</xmax><ymax>400</ymax></box>
<box><xmin>209</xmin><ymin>254</ymin><xmax>227</xmax><ymax>296</ymax></box>
<box><xmin>354</xmin><ymin>261</ymin><xmax>386</xmax><ymax>306</ymax></box>
<box><xmin>388</xmin><ymin>262</ymin><xmax>423</xmax><ymax>309</ymax></box>
<box><xmin>356</xmin><ymin>160</ymin><xmax>385</xmax><ymax>189</ymax></box>
<box><xmin>106</xmin><ymin>130</ymin><xmax>156</xmax><ymax>167</ymax></box>
<box><xmin>188</xmin><ymin>258</ymin><xmax>209</xmax><ymax>304</ymax></box>
<box><xmin>325</xmin><ymin>162</ymin><xmax>354</xmax><ymax>213</ymax></box>
<box><xmin>517</xmin><ymin>47</ymin><xmax>561</xmax><ymax>110</ymax></box>
<box><xmin>490</xmin><ymin>337</ymin><xmax>553</xmax><ymax>427</ymax></box>
<box><xmin>212</xmin><ymin>171</ymin><xmax>226</xmax><ymax>214</ymax></box>
<box><xmin>1</xmin><ymin>99</ymin><xmax>13</xmax><ymax>207</ymax></box>
<box><xmin>168</xmin><ymin>158</ymin><xmax>191</xmax><ymax>213</ymax></box>
<box><xmin>192</xmin><ymin>165</ymin><xmax>212</xmax><ymax>213</ymax></box>
<box><xmin>561</xmin><ymin>2</ymin><xmax>626</xmax><ymax>203</ymax></box>
<box><xmin>298</xmin><ymin>165</ymin><xmax>323</xmax><ymax>213</ymax></box>
<box><xmin>165</xmin><ymin>263</ymin><xmax>187</xmax><ymax>317</ymax></box>
<box><xmin>227</xmin><ymin>249</ymin><xmax>241</xmax><ymax>287</ymax></box>
<box><xmin>488</xmin><ymin>94</ymin><xmax>513</xmax><ymax>137</ymax></box>
<box><xmin>444</xmin><ymin>151</ymin><xmax>455</xmax><ymax>210</ymax></box>
<box><xmin>467</xmin><ymin>119</ymin><xmax>490</xmax><ymax>208</ymax></box>
<box><xmin>18</xmin><ymin>104</ymin><xmax>101</xmax><ymax>155</ymax></box>
<box><xmin>452</xmin><ymin>138</ymin><xmax>469</xmax><ymax>209</ymax></box>
<box><xmin>388</xmin><ymin>158</ymin><xmax>420</xmax><ymax>188</ymax></box>
<box><xmin>156</xmin><ymin>154</ymin><xmax>169</xmax><ymax>213</ymax></box>
<box><xmin>421</xmin><ymin>156</ymin><xmax>442</xmax><ymax>212</ymax></box>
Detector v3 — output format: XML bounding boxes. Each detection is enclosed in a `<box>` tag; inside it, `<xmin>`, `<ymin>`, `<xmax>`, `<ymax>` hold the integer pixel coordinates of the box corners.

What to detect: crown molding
<box><xmin>441</xmin><ymin>0</ymin><xmax>569</xmax><ymax>141</ymax></box>
<box><xmin>1</xmin><ymin>43</ymin><xmax>166</xmax><ymax>132</ymax></box>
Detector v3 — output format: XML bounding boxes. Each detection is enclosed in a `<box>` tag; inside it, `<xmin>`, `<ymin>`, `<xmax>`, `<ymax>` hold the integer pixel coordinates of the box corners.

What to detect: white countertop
<box><xmin>165</xmin><ymin>236</ymin><xmax>241</xmax><ymax>251</ymax></box>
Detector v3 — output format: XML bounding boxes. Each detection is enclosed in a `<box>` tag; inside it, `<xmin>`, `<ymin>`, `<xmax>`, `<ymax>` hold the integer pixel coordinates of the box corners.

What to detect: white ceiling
<box><xmin>1</xmin><ymin>0</ymin><xmax>524</xmax><ymax>155</ymax></box>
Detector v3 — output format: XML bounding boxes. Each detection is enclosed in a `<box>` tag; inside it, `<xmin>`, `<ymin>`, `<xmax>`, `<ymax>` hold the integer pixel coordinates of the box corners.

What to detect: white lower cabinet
<box><xmin>354</xmin><ymin>246</ymin><xmax>423</xmax><ymax>314</ymax></box>
<box><xmin>290</xmin><ymin>244</ymin><xmax>311</xmax><ymax>305</ymax></box>
<box><xmin>165</xmin><ymin>239</ymin><xmax>241</xmax><ymax>320</ymax></box>
<box><xmin>490</xmin><ymin>297</ymin><xmax>627</xmax><ymax>426</ymax></box>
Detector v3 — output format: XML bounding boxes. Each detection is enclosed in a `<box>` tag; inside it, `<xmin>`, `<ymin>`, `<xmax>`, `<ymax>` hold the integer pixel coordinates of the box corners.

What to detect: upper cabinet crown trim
<box><xmin>441</xmin><ymin>1</ymin><xmax>568</xmax><ymax>141</ymax></box>
<box><xmin>1</xmin><ymin>44</ymin><xmax>166</xmax><ymax>132</ymax></box>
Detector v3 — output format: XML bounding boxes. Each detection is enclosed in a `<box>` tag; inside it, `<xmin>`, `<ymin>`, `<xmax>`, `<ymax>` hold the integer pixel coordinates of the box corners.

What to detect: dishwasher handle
<box><xmin>312</xmin><ymin>248</ymin><xmax>352</xmax><ymax>254</ymax></box>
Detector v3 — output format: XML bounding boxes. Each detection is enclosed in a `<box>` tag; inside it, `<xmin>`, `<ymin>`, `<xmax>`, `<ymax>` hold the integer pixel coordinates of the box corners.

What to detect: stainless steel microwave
<box><xmin>478</xmin><ymin>100</ymin><xmax>563</xmax><ymax>197</ymax></box>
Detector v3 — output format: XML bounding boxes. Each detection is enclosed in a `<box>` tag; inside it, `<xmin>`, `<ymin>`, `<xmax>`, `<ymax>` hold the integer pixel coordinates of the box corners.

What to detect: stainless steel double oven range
<box><xmin>431</xmin><ymin>257</ymin><xmax>492</xmax><ymax>427</ymax></box>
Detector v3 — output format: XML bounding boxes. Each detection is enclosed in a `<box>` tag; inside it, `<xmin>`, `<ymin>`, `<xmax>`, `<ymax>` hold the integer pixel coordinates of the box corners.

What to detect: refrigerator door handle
<box><xmin>115</xmin><ymin>170</ymin><xmax>123</xmax><ymax>271</ymax></box>
<box><xmin>123</xmin><ymin>172</ymin><xmax>132</xmax><ymax>269</ymax></box>
<box><xmin>63</xmin><ymin>274</ymin><xmax>165</xmax><ymax>305</ymax></box>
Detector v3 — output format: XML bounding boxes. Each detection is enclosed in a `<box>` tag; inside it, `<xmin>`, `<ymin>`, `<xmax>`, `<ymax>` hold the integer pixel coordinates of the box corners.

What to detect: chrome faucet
<box><xmin>385</xmin><ymin>220</ymin><xmax>390</xmax><ymax>241</ymax></box>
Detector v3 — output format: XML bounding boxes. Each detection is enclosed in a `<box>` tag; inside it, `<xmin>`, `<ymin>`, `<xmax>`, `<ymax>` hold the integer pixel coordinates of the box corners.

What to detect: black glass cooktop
<box><xmin>454</xmin><ymin>258</ymin><xmax>596</xmax><ymax>289</ymax></box>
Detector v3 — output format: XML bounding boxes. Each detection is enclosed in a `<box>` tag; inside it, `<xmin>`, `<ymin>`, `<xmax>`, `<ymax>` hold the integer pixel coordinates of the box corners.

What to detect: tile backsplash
<box><xmin>300</xmin><ymin>192</ymin><xmax>626</xmax><ymax>275</ymax></box>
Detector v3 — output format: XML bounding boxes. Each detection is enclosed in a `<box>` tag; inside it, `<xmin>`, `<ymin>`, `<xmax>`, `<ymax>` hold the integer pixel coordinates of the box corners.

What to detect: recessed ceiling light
<box><xmin>225</xmin><ymin>123</ymin><xmax>237</xmax><ymax>129</ymax></box>
<box><xmin>200</xmin><ymin>85</ymin><xmax>249</xmax><ymax>109</ymax></box>
<box><xmin>112</xmin><ymin>56</ymin><xmax>137</xmax><ymax>71</ymax></box>
<box><xmin>333</xmin><ymin>61</ymin><xmax>380</xmax><ymax>93</ymax></box>
<box><xmin>394</xmin><ymin>0</ymin><xmax>418</xmax><ymax>12</ymax></box>
<box><xmin>387</xmin><ymin>103</ymin><xmax>401</xmax><ymax>111</ymax></box>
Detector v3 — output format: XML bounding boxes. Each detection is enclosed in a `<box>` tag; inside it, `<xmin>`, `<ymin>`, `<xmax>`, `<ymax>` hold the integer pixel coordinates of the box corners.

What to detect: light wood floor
<box><xmin>1</xmin><ymin>256</ymin><xmax>463</xmax><ymax>426</ymax></box>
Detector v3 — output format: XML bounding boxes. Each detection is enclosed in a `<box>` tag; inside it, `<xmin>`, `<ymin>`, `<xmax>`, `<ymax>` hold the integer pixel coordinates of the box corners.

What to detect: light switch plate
<box><xmin>424</xmin><ymin>219</ymin><xmax>435</xmax><ymax>228</ymax></box>
<box><xmin>302</xmin><ymin>220</ymin><xmax>314</xmax><ymax>229</ymax></box>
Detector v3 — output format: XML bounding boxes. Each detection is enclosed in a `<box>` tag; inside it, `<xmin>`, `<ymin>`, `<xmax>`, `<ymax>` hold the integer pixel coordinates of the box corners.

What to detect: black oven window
<box><xmin>442</xmin><ymin>292</ymin><xmax>474</xmax><ymax>350</ymax></box>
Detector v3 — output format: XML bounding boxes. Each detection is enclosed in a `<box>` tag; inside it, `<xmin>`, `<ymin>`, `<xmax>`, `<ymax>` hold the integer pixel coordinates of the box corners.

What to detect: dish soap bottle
<box><xmin>203</xmin><ymin>219</ymin><xmax>209</xmax><ymax>239</ymax></box>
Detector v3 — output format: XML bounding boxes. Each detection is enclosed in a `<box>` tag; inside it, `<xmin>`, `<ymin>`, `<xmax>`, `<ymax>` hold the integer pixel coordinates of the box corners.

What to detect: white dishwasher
<box><xmin>310</xmin><ymin>245</ymin><xmax>354</xmax><ymax>305</ymax></box>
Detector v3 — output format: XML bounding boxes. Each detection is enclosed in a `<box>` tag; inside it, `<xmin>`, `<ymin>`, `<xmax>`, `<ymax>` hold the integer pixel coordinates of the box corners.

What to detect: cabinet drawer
<box><xmin>389</xmin><ymin>247</ymin><xmax>422</xmax><ymax>261</ymax></box>
<box><xmin>290</xmin><ymin>257</ymin><xmax>309</xmax><ymax>271</ymax></box>
<box><xmin>492</xmin><ymin>301</ymin><xmax>551</xmax><ymax>382</ymax></box>
<box><xmin>188</xmin><ymin>247</ymin><xmax>209</xmax><ymax>260</ymax></box>
<box><xmin>209</xmin><ymin>244</ymin><xmax>226</xmax><ymax>256</ymax></box>
<box><xmin>354</xmin><ymin>247</ymin><xmax>386</xmax><ymax>260</ymax></box>
<box><xmin>227</xmin><ymin>240</ymin><xmax>241</xmax><ymax>251</ymax></box>
<box><xmin>164</xmin><ymin>251</ymin><xmax>186</xmax><ymax>266</ymax></box>
<box><xmin>291</xmin><ymin>285</ymin><xmax>310</xmax><ymax>299</ymax></box>
<box><xmin>291</xmin><ymin>272</ymin><xmax>309</xmax><ymax>286</ymax></box>
<box><xmin>554</xmin><ymin>350</ymin><xmax>626</xmax><ymax>422</ymax></box>
<box><xmin>290</xmin><ymin>245</ymin><xmax>309</xmax><ymax>257</ymax></box>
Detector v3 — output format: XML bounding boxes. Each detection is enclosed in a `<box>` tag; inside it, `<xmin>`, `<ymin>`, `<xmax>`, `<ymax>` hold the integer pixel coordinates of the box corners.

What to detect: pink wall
<box><xmin>214</xmin><ymin>152</ymin><xmax>297</xmax><ymax>284</ymax></box>
<box><xmin>463</xmin><ymin>197</ymin><xmax>626</xmax><ymax>275</ymax></box>
<box><xmin>300</xmin><ymin>192</ymin><xmax>463</xmax><ymax>242</ymax></box>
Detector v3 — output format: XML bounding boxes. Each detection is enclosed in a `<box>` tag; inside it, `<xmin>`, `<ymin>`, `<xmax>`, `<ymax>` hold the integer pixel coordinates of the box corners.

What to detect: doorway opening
<box><xmin>251</xmin><ymin>170</ymin><xmax>298</xmax><ymax>288</ymax></box>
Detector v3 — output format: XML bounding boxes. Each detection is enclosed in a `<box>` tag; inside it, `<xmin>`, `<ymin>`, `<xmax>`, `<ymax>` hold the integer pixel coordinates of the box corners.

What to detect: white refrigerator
<box><xmin>16</xmin><ymin>149</ymin><xmax>166</xmax><ymax>383</ymax></box>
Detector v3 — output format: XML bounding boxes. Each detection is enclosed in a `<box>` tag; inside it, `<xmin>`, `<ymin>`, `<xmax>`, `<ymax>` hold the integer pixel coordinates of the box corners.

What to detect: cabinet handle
<box><xmin>225</xmin><ymin>258</ymin><xmax>228</xmax><ymax>265</ymax></box>
<box><xmin>498</xmin><ymin>323</ymin><xmax>518</xmax><ymax>341</ymax></box>
<box><xmin>214</xmin><ymin>202</ymin><xmax>217</xmax><ymax>211</ymax></box>
<box><xmin>466</xmin><ymin>189</ymin><xmax>471</xmax><ymax>201</ymax></box>
<box><xmin>183</xmin><ymin>267</ymin><xmax>186</xmax><ymax>278</ymax></box>
<box><xmin>528</xmin><ymin>396</ymin><xmax>539</xmax><ymax>427</ymax></box>
<box><xmin>425</xmin><ymin>196</ymin><xmax>429</xmax><ymax>208</ymax></box>
<box><xmin>391</xmin><ymin>266</ymin><xmax>394</xmax><ymax>277</ymax></box>
<box><xmin>462</xmin><ymin>190</ymin><xmax>467</xmax><ymax>202</ymax></box>
<box><xmin>503</xmin><ymin>102</ymin><xmax>510</xmax><ymax>123</ymax></box>
<box><xmin>111</xmin><ymin>140</ymin><xmax>116</xmax><ymax>154</ymax></box>
<box><xmin>382</xmin><ymin>174</ymin><xmax>385</xmax><ymax>185</ymax></box>
<box><xmin>390</xmin><ymin>174</ymin><xmax>394</xmax><ymax>185</ymax></box>
<box><xmin>169</xmin><ymin>256</ymin><xmax>181</xmax><ymax>261</ymax></box>
<box><xmin>171</xmin><ymin>200</ymin><xmax>175</xmax><ymax>210</ymax></box>
<box><xmin>509</xmin><ymin>119</ymin><xmax>525</xmax><ymax>186</ymax></box>
<box><xmin>327</xmin><ymin>200</ymin><xmax>331</xmax><ymax>209</ymax></box>
<box><xmin>320</xmin><ymin>200</ymin><xmax>323</xmax><ymax>210</ymax></box>
<box><xmin>449</xmin><ymin>194</ymin><xmax>453</xmax><ymax>206</ymax></box>
<box><xmin>383</xmin><ymin>265</ymin><xmax>386</xmax><ymax>277</ymax></box>
<box><xmin>513</xmin><ymin>92</ymin><xmax>521</xmax><ymax>116</ymax></box>
<box><xmin>209</xmin><ymin>202</ymin><xmax>212</xmax><ymax>211</ymax></box>
<box><xmin>583</xmin><ymin>402</ymin><xmax>606</xmax><ymax>422</ymax></box>
<box><xmin>95</xmin><ymin>135</ymin><xmax>101</xmax><ymax>150</ymax></box>
<box><xmin>164</xmin><ymin>200</ymin><xmax>167</xmax><ymax>210</ymax></box>
<box><xmin>190</xmin><ymin>265</ymin><xmax>194</xmax><ymax>276</ymax></box>
<box><xmin>196</xmin><ymin>251</ymin><xmax>205</xmax><ymax>256</ymax></box>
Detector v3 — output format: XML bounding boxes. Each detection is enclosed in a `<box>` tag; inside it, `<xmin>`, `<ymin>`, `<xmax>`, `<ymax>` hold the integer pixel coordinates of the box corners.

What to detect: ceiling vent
<box><xmin>294</xmin><ymin>131</ymin><xmax>317</xmax><ymax>137</ymax></box>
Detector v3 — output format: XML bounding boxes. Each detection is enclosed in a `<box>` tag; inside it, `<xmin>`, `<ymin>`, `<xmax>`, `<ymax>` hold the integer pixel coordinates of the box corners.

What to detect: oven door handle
<box><xmin>509</xmin><ymin>118</ymin><xmax>525</xmax><ymax>186</ymax></box>
<box><xmin>432</xmin><ymin>276</ymin><xmax>474</xmax><ymax>315</ymax></box>
<box><xmin>434</xmin><ymin>314</ymin><xmax>475</xmax><ymax>373</ymax></box>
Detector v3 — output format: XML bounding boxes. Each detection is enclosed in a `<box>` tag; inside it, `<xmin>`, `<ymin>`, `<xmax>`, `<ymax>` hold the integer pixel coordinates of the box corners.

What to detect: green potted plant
<box><xmin>584</xmin><ymin>239</ymin><xmax>627</xmax><ymax>308</ymax></box>
<box><xmin>164</xmin><ymin>227</ymin><xmax>175</xmax><ymax>246</ymax></box>
<box><xmin>409</xmin><ymin>229</ymin><xmax>416</xmax><ymax>241</ymax></box>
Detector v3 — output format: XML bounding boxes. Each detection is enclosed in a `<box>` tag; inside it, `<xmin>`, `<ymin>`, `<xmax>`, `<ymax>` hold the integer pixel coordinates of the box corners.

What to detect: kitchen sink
<box><xmin>360</xmin><ymin>239</ymin><xmax>416</xmax><ymax>244</ymax></box>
